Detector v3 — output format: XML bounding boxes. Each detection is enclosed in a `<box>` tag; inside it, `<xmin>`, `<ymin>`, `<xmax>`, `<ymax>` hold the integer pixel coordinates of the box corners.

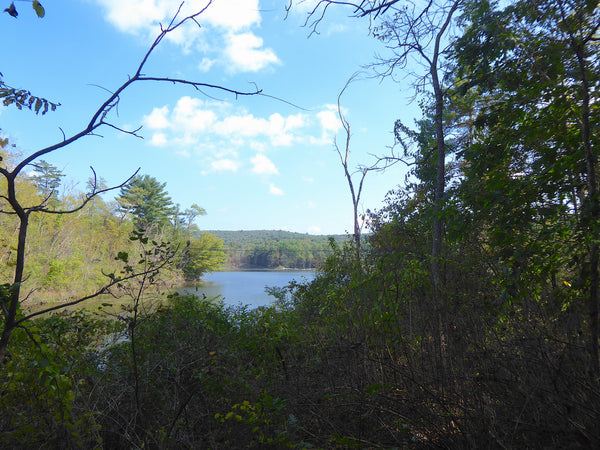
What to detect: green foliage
<box><xmin>0</xmin><ymin>73</ymin><xmax>57</xmax><ymax>114</ymax></box>
<box><xmin>116</xmin><ymin>174</ymin><xmax>176</xmax><ymax>230</ymax></box>
<box><xmin>30</xmin><ymin>160</ymin><xmax>64</xmax><ymax>198</ymax></box>
<box><xmin>0</xmin><ymin>311</ymin><xmax>109</xmax><ymax>448</ymax></box>
<box><xmin>208</xmin><ymin>229</ymin><xmax>338</xmax><ymax>269</ymax></box>
<box><xmin>180</xmin><ymin>232</ymin><xmax>226</xmax><ymax>280</ymax></box>
<box><xmin>32</xmin><ymin>0</ymin><xmax>44</xmax><ymax>17</ymax></box>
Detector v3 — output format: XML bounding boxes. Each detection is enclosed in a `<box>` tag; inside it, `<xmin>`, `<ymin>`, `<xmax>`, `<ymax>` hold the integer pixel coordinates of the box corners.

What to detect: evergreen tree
<box><xmin>116</xmin><ymin>174</ymin><xmax>175</xmax><ymax>230</ymax></box>
<box><xmin>30</xmin><ymin>160</ymin><xmax>64</xmax><ymax>199</ymax></box>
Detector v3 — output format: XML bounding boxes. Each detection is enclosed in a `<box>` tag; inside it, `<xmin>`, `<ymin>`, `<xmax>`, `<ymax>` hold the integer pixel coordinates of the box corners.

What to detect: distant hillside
<box><xmin>201</xmin><ymin>230</ymin><xmax>348</xmax><ymax>269</ymax></box>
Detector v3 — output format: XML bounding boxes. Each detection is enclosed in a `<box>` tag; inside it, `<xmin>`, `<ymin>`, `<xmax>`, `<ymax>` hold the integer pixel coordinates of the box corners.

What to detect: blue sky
<box><xmin>1</xmin><ymin>0</ymin><xmax>420</xmax><ymax>235</ymax></box>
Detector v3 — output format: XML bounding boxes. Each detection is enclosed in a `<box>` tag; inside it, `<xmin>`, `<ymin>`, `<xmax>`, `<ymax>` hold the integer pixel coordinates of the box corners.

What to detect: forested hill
<box><xmin>202</xmin><ymin>230</ymin><xmax>346</xmax><ymax>269</ymax></box>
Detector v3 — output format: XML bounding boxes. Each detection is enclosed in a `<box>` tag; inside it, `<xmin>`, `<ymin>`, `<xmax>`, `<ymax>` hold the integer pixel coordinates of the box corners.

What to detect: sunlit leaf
<box><xmin>32</xmin><ymin>0</ymin><xmax>44</xmax><ymax>18</ymax></box>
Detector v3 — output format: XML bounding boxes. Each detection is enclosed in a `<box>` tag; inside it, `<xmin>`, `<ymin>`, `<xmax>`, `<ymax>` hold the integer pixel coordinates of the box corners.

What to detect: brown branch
<box><xmin>32</xmin><ymin>169</ymin><xmax>140</xmax><ymax>215</ymax></box>
<box><xmin>12</xmin><ymin>0</ymin><xmax>259</xmax><ymax>178</ymax></box>
<box><xmin>17</xmin><ymin>253</ymin><xmax>173</xmax><ymax>324</ymax></box>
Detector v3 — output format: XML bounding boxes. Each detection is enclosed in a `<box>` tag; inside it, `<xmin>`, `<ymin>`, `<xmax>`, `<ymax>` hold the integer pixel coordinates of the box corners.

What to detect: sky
<box><xmin>0</xmin><ymin>0</ymin><xmax>421</xmax><ymax>235</ymax></box>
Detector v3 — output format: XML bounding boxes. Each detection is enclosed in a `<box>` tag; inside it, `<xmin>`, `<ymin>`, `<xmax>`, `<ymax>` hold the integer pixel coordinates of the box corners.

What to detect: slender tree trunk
<box><xmin>576</xmin><ymin>44</ymin><xmax>599</xmax><ymax>375</ymax></box>
<box><xmin>431</xmin><ymin>68</ymin><xmax>445</xmax><ymax>298</ymax></box>
<box><xmin>0</xmin><ymin>206</ymin><xmax>28</xmax><ymax>363</ymax></box>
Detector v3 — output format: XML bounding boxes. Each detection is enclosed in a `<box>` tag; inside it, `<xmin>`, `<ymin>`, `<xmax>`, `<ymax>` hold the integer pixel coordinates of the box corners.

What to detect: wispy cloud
<box><xmin>307</xmin><ymin>225</ymin><xmax>322</xmax><ymax>234</ymax></box>
<box><xmin>269</xmin><ymin>183</ymin><xmax>284</xmax><ymax>195</ymax></box>
<box><xmin>310</xmin><ymin>104</ymin><xmax>342</xmax><ymax>145</ymax></box>
<box><xmin>251</xmin><ymin>154</ymin><xmax>279</xmax><ymax>175</ymax></box>
<box><xmin>211</xmin><ymin>159</ymin><xmax>241</xmax><ymax>172</ymax></box>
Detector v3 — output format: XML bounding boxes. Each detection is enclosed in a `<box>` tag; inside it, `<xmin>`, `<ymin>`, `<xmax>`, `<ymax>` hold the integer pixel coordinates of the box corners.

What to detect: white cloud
<box><xmin>317</xmin><ymin>105</ymin><xmax>341</xmax><ymax>133</ymax></box>
<box><xmin>310</xmin><ymin>105</ymin><xmax>342</xmax><ymax>145</ymax></box>
<box><xmin>141</xmin><ymin>97</ymin><xmax>340</xmax><ymax>166</ymax></box>
<box><xmin>307</xmin><ymin>225</ymin><xmax>322</xmax><ymax>234</ymax></box>
<box><xmin>94</xmin><ymin>0</ymin><xmax>261</xmax><ymax>35</ymax></box>
<box><xmin>198</xmin><ymin>57</ymin><xmax>216</xmax><ymax>72</ymax></box>
<box><xmin>251</xmin><ymin>154</ymin><xmax>279</xmax><ymax>175</ymax></box>
<box><xmin>269</xmin><ymin>183</ymin><xmax>284</xmax><ymax>196</ymax></box>
<box><xmin>302</xmin><ymin>176</ymin><xmax>314</xmax><ymax>183</ymax></box>
<box><xmin>214</xmin><ymin>111</ymin><xmax>304</xmax><ymax>146</ymax></box>
<box><xmin>94</xmin><ymin>0</ymin><xmax>167</xmax><ymax>35</ymax></box>
<box><xmin>144</xmin><ymin>106</ymin><xmax>170</xmax><ymax>129</ymax></box>
<box><xmin>173</xmin><ymin>96</ymin><xmax>217</xmax><ymax>132</ymax></box>
<box><xmin>202</xmin><ymin>0</ymin><xmax>261</xmax><ymax>30</ymax></box>
<box><xmin>150</xmin><ymin>133</ymin><xmax>168</xmax><ymax>146</ymax></box>
<box><xmin>225</xmin><ymin>32</ymin><xmax>279</xmax><ymax>73</ymax></box>
<box><xmin>211</xmin><ymin>159</ymin><xmax>241</xmax><ymax>172</ymax></box>
<box><xmin>93</xmin><ymin>0</ymin><xmax>278</xmax><ymax>73</ymax></box>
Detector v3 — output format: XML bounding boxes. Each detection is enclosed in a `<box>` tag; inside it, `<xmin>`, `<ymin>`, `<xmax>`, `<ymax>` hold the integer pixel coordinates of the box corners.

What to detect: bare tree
<box><xmin>0</xmin><ymin>2</ymin><xmax>262</xmax><ymax>363</ymax></box>
<box><xmin>372</xmin><ymin>0</ymin><xmax>460</xmax><ymax>300</ymax></box>
<box><xmin>334</xmin><ymin>73</ymin><xmax>381</xmax><ymax>260</ymax></box>
<box><xmin>292</xmin><ymin>0</ymin><xmax>461</xmax><ymax>299</ymax></box>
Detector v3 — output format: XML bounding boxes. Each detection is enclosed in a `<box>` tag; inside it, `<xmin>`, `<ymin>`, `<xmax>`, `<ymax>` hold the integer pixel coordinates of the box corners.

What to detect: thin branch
<box><xmin>12</xmin><ymin>1</ymin><xmax>259</xmax><ymax>178</ymax></box>
<box><xmin>136</xmin><ymin>76</ymin><xmax>262</xmax><ymax>97</ymax></box>
<box><xmin>33</xmin><ymin>169</ymin><xmax>140</xmax><ymax>215</ymax></box>
<box><xmin>17</xmin><ymin>264</ymin><xmax>164</xmax><ymax>324</ymax></box>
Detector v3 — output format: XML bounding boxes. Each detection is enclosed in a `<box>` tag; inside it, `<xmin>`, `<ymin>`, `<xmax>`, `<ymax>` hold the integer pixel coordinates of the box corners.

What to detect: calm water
<box><xmin>178</xmin><ymin>270</ymin><xmax>316</xmax><ymax>308</ymax></box>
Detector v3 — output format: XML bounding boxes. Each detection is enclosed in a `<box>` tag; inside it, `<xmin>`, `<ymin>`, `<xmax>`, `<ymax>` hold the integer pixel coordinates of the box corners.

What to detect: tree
<box><xmin>30</xmin><ymin>160</ymin><xmax>64</xmax><ymax>199</ymax></box>
<box><xmin>117</xmin><ymin>175</ymin><xmax>175</xmax><ymax>231</ymax></box>
<box><xmin>181</xmin><ymin>233</ymin><xmax>226</xmax><ymax>281</ymax></box>
<box><xmin>287</xmin><ymin>0</ymin><xmax>403</xmax><ymax>35</ymax></box>
<box><xmin>453</xmin><ymin>0</ymin><xmax>600</xmax><ymax>371</ymax></box>
<box><xmin>373</xmin><ymin>0</ymin><xmax>461</xmax><ymax>309</ymax></box>
<box><xmin>0</xmin><ymin>2</ymin><xmax>262</xmax><ymax>364</ymax></box>
<box><xmin>334</xmin><ymin>74</ymin><xmax>377</xmax><ymax>260</ymax></box>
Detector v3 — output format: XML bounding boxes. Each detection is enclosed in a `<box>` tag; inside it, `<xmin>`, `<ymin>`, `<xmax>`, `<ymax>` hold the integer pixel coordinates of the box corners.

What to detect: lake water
<box><xmin>178</xmin><ymin>270</ymin><xmax>316</xmax><ymax>309</ymax></box>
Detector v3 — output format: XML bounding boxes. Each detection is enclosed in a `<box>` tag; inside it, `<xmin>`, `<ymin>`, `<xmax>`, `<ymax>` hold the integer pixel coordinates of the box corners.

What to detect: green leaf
<box><xmin>115</xmin><ymin>251</ymin><xmax>129</xmax><ymax>263</ymax></box>
<box><xmin>32</xmin><ymin>0</ymin><xmax>45</xmax><ymax>18</ymax></box>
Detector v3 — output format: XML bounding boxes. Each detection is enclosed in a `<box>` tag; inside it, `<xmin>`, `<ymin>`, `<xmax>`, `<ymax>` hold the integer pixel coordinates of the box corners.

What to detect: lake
<box><xmin>178</xmin><ymin>270</ymin><xmax>316</xmax><ymax>309</ymax></box>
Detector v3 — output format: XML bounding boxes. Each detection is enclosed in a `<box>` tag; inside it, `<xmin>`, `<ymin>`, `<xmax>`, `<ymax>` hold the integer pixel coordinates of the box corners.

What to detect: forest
<box><xmin>0</xmin><ymin>149</ymin><xmax>227</xmax><ymax>302</ymax></box>
<box><xmin>1</xmin><ymin>0</ymin><xmax>600</xmax><ymax>448</ymax></box>
<box><xmin>207</xmin><ymin>230</ymin><xmax>341</xmax><ymax>269</ymax></box>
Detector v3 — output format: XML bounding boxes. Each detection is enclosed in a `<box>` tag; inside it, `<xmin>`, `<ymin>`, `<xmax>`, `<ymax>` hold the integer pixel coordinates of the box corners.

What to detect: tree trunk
<box><xmin>0</xmin><ymin>210</ymin><xmax>28</xmax><ymax>364</ymax></box>
<box><xmin>576</xmin><ymin>43</ymin><xmax>599</xmax><ymax>375</ymax></box>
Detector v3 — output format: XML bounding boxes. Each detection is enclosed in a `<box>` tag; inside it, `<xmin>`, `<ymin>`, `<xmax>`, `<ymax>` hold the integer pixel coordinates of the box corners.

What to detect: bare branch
<box><xmin>17</xmin><ymin>255</ymin><xmax>171</xmax><ymax>324</ymax></box>
<box><xmin>287</xmin><ymin>0</ymin><xmax>402</xmax><ymax>35</ymax></box>
<box><xmin>33</xmin><ymin>169</ymin><xmax>140</xmax><ymax>215</ymax></box>
<box><xmin>11</xmin><ymin>1</ymin><xmax>259</xmax><ymax>179</ymax></box>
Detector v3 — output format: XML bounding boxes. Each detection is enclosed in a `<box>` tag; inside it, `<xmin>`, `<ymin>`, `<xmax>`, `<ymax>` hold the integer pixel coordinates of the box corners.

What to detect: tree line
<box><xmin>207</xmin><ymin>230</ymin><xmax>341</xmax><ymax>269</ymax></box>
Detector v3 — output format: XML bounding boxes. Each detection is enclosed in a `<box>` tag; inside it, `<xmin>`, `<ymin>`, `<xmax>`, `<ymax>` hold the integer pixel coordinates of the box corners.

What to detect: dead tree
<box><xmin>334</xmin><ymin>74</ymin><xmax>371</xmax><ymax>260</ymax></box>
